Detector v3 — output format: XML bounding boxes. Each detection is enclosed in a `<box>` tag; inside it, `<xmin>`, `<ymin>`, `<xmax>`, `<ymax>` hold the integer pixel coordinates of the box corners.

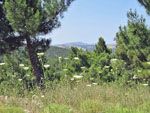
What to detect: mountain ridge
<box><xmin>54</xmin><ymin>42</ymin><xmax>116</xmax><ymax>51</ymax></box>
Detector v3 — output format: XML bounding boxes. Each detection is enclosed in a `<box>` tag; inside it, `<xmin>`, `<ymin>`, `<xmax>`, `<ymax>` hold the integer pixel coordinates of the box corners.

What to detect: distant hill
<box><xmin>56</xmin><ymin>42</ymin><xmax>95</xmax><ymax>51</ymax></box>
<box><xmin>46</xmin><ymin>46</ymin><xmax>71</xmax><ymax>58</ymax></box>
<box><xmin>55</xmin><ymin>42</ymin><xmax>116</xmax><ymax>51</ymax></box>
<box><xmin>45</xmin><ymin>42</ymin><xmax>116</xmax><ymax>58</ymax></box>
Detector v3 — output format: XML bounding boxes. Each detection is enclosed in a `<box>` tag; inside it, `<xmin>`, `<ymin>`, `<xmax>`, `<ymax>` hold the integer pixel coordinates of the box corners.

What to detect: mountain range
<box><xmin>55</xmin><ymin>42</ymin><xmax>116</xmax><ymax>51</ymax></box>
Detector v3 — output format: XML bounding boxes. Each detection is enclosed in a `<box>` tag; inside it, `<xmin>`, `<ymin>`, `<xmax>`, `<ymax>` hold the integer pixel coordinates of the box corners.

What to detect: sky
<box><xmin>48</xmin><ymin>0</ymin><xmax>150</xmax><ymax>45</ymax></box>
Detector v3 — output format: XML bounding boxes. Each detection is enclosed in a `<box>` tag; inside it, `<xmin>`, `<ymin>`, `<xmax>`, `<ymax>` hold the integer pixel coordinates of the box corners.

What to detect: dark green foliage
<box><xmin>115</xmin><ymin>10</ymin><xmax>150</xmax><ymax>67</ymax></box>
<box><xmin>0</xmin><ymin>2</ymin><xmax>23</xmax><ymax>54</ymax></box>
<box><xmin>87</xmin><ymin>53</ymin><xmax>113</xmax><ymax>82</ymax></box>
<box><xmin>94</xmin><ymin>37</ymin><xmax>110</xmax><ymax>54</ymax></box>
<box><xmin>1</xmin><ymin>2</ymin><xmax>150</xmax><ymax>92</ymax></box>
<box><xmin>0</xmin><ymin>0</ymin><xmax>74</xmax><ymax>86</ymax></box>
<box><xmin>138</xmin><ymin>0</ymin><xmax>150</xmax><ymax>15</ymax></box>
<box><xmin>68</xmin><ymin>47</ymin><xmax>90</xmax><ymax>72</ymax></box>
<box><xmin>115</xmin><ymin>10</ymin><xmax>150</xmax><ymax>84</ymax></box>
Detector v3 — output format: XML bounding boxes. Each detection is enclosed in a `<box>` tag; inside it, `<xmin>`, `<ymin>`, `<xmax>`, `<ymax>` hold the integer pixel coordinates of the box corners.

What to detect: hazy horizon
<box><xmin>45</xmin><ymin>0</ymin><xmax>150</xmax><ymax>45</ymax></box>
<box><xmin>52</xmin><ymin>41</ymin><xmax>116</xmax><ymax>45</ymax></box>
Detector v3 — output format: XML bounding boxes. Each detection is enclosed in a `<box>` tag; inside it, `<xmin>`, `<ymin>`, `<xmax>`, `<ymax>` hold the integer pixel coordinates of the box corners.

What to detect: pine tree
<box><xmin>0</xmin><ymin>0</ymin><xmax>74</xmax><ymax>86</ymax></box>
<box><xmin>138</xmin><ymin>0</ymin><xmax>150</xmax><ymax>14</ymax></box>
<box><xmin>94</xmin><ymin>37</ymin><xmax>109</xmax><ymax>54</ymax></box>
<box><xmin>115</xmin><ymin>10</ymin><xmax>150</xmax><ymax>66</ymax></box>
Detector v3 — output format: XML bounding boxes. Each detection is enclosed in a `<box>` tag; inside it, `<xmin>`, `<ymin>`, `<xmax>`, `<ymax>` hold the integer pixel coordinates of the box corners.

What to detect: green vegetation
<box><xmin>0</xmin><ymin>106</ymin><xmax>25</xmax><ymax>113</ymax></box>
<box><xmin>80</xmin><ymin>100</ymin><xmax>102</xmax><ymax>113</ymax></box>
<box><xmin>0</xmin><ymin>83</ymin><xmax>149</xmax><ymax>113</ymax></box>
<box><xmin>43</xmin><ymin>104</ymin><xmax>73</xmax><ymax>113</ymax></box>
<box><xmin>94</xmin><ymin>37</ymin><xmax>110</xmax><ymax>54</ymax></box>
<box><xmin>0</xmin><ymin>0</ymin><xmax>150</xmax><ymax>113</ymax></box>
<box><xmin>138</xmin><ymin>0</ymin><xmax>150</xmax><ymax>14</ymax></box>
<box><xmin>46</xmin><ymin>46</ymin><xmax>71</xmax><ymax>58</ymax></box>
<box><xmin>1</xmin><ymin>0</ymin><xmax>74</xmax><ymax>86</ymax></box>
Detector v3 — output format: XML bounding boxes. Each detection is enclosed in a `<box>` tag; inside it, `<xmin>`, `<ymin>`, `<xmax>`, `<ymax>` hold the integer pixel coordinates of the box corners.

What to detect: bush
<box><xmin>43</xmin><ymin>103</ymin><xmax>73</xmax><ymax>113</ymax></box>
<box><xmin>0</xmin><ymin>106</ymin><xmax>25</xmax><ymax>113</ymax></box>
<box><xmin>80</xmin><ymin>100</ymin><xmax>103</xmax><ymax>113</ymax></box>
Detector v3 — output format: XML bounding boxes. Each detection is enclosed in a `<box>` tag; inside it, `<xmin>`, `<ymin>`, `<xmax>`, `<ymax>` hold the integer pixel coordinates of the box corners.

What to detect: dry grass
<box><xmin>0</xmin><ymin>82</ymin><xmax>150</xmax><ymax>113</ymax></box>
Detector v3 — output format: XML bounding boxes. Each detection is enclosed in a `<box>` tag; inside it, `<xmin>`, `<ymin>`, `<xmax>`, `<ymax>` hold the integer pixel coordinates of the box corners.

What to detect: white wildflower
<box><xmin>70</xmin><ymin>78</ymin><xmax>75</xmax><ymax>81</ymax></box>
<box><xmin>58</xmin><ymin>56</ymin><xmax>62</xmax><ymax>62</ymax></box>
<box><xmin>43</xmin><ymin>64</ymin><xmax>50</xmax><ymax>68</ymax></box>
<box><xmin>63</xmin><ymin>69</ymin><xmax>68</xmax><ymax>71</ymax></box>
<box><xmin>23</xmin><ymin>67</ymin><xmax>29</xmax><ymax>70</ymax></box>
<box><xmin>137</xmin><ymin>70</ymin><xmax>142</xmax><ymax>73</ymax></box>
<box><xmin>64</xmin><ymin>74</ymin><xmax>67</xmax><ymax>77</ymax></box>
<box><xmin>111</xmin><ymin>58</ymin><xmax>118</xmax><ymax>62</ymax></box>
<box><xmin>41</xmin><ymin>95</ymin><xmax>45</xmax><ymax>98</ymax></box>
<box><xmin>81</xmin><ymin>66</ymin><xmax>86</xmax><ymax>70</ymax></box>
<box><xmin>19</xmin><ymin>64</ymin><xmax>24</xmax><ymax>67</ymax></box>
<box><xmin>26</xmin><ymin>74</ymin><xmax>30</xmax><ymax>77</ymax></box>
<box><xmin>147</xmin><ymin>62</ymin><xmax>150</xmax><ymax>65</ymax></box>
<box><xmin>104</xmin><ymin>66</ymin><xmax>110</xmax><ymax>69</ymax></box>
<box><xmin>41</xmin><ymin>77</ymin><xmax>44</xmax><ymax>80</ymax></box>
<box><xmin>86</xmin><ymin>84</ymin><xmax>92</xmax><ymax>87</ymax></box>
<box><xmin>0</xmin><ymin>63</ymin><xmax>5</xmax><ymax>66</ymax></box>
<box><xmin>73</xmin><ymin>75</ymin><xmax>83</xmax><ymax>79</ymax></box>
<box><xmin>18</xmin><ymin>79</ymin><xmax>22</xmax><ymax>82</ymax></box>
<box><xmin>58</xmin><ymin>56</ymin><xmax>62</xmax><ymax>59</ymax></box>
<box><xmin>64</xmin><ymin>57</ymin><xmax>69</xmax><ymax>60</ymax></box>
<box><xmin>37</xmin><ymin>52</ymin><xmax>44</xmax><ymax>56</ymax></box>
<box><xmin>24</xmin><ymin>109</ymin><xmax>30</xmax><ymax>113</ymax></box>
<box><xmin>4</xmin><ymin>96</ymin><xmax>8</xmax><ymax>100</ymax></box>
<box><xmin>143</xmin><ymin>84</ymin><xmax>148</xmax><ymax>86</ymax></box>
<box><xmin>74</xmin><ymin>57</ymin><xmax>79</xmax><ymax>60</ymax></box>
<box><xmin>133</xmin><ymin>75</ymin><xmax>138</xmax><ymax>79</ymax></box>
<box><xmin>92</xmin><ymin>83</ymin><xmax>98</xmax><ymax>85</ymax></box>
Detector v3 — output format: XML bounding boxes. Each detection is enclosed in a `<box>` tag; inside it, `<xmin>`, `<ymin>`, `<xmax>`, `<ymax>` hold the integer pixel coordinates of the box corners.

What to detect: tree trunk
<box><xmin>26</xmin><ymin>36</ymin><xmax>44</xmax><ymax>87</ymax></box>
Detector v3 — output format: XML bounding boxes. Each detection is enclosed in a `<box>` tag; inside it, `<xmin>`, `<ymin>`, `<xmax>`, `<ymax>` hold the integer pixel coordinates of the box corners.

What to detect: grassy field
<box><xmin>0</xmin><ymin>82</ymin><xmax>150</xmax><ymax>113</ymax></box>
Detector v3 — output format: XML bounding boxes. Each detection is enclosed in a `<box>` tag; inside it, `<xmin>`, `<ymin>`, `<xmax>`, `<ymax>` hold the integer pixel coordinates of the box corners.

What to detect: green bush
<box><xmin>80</xmin><ymin>100</ymin><xmax>103</xmax><ymax>113</ymax></box>
<box><xmin>0</xmin><ymin>106</ymin><xmax>25</xmax><ymax>113</ymax></box>
<box><xmin>43</xmin><ymin>103</ymin><xmax>73</xmax><ymax>113</ymax></box>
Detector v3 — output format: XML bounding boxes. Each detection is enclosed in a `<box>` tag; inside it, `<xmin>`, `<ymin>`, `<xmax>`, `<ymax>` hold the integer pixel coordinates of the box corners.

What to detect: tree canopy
<box><xmin>94</xmin><ymin>37</ymin><xmax>110</xmax><ymax>54</ymax></box>
<box><xmin>138</xmin><ymin>0</ymin><xmax>150</xmax><ymax>14</ymax></box>
<box><xmin>0</xmin><ymin>0</ymin><xmax>74</xmax><ymax>86</ymax></box>
<box><xmin>115</xmin><ymin>10</ymin><xmax>150</xmax><ymax>67</ymax></box>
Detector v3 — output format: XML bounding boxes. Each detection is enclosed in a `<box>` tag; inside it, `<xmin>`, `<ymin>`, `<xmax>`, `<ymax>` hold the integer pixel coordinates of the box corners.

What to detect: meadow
<box><xmin>0</xmin><ymin>47</ymin><xmax>150</xmax><ymax>113</ymax></box>
<box><xmin>0</xmin><ymin>82</ymin><xmax>150</xmax><ymax>113</ymax></box>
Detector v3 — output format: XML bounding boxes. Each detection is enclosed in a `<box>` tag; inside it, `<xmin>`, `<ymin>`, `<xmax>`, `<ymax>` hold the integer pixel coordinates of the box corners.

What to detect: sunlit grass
<box><xmin>0</xmin><ymin>82</ymin><xmax>150</xmax><ymax>113</ymax></box>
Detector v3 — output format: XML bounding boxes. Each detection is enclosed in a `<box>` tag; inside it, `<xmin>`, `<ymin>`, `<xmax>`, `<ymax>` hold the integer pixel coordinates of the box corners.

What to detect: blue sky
<box><xmin>49</xmin><ymin>0</ymin><xmax>150</xmax><ymax>45</ymax></box>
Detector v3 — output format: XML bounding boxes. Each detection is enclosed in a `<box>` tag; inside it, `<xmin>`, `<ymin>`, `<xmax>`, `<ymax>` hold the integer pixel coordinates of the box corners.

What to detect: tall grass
<box><xmin>0</xmin><ymin>82</ymin><xmax>150</xmax><ymax>113</ymax></box>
